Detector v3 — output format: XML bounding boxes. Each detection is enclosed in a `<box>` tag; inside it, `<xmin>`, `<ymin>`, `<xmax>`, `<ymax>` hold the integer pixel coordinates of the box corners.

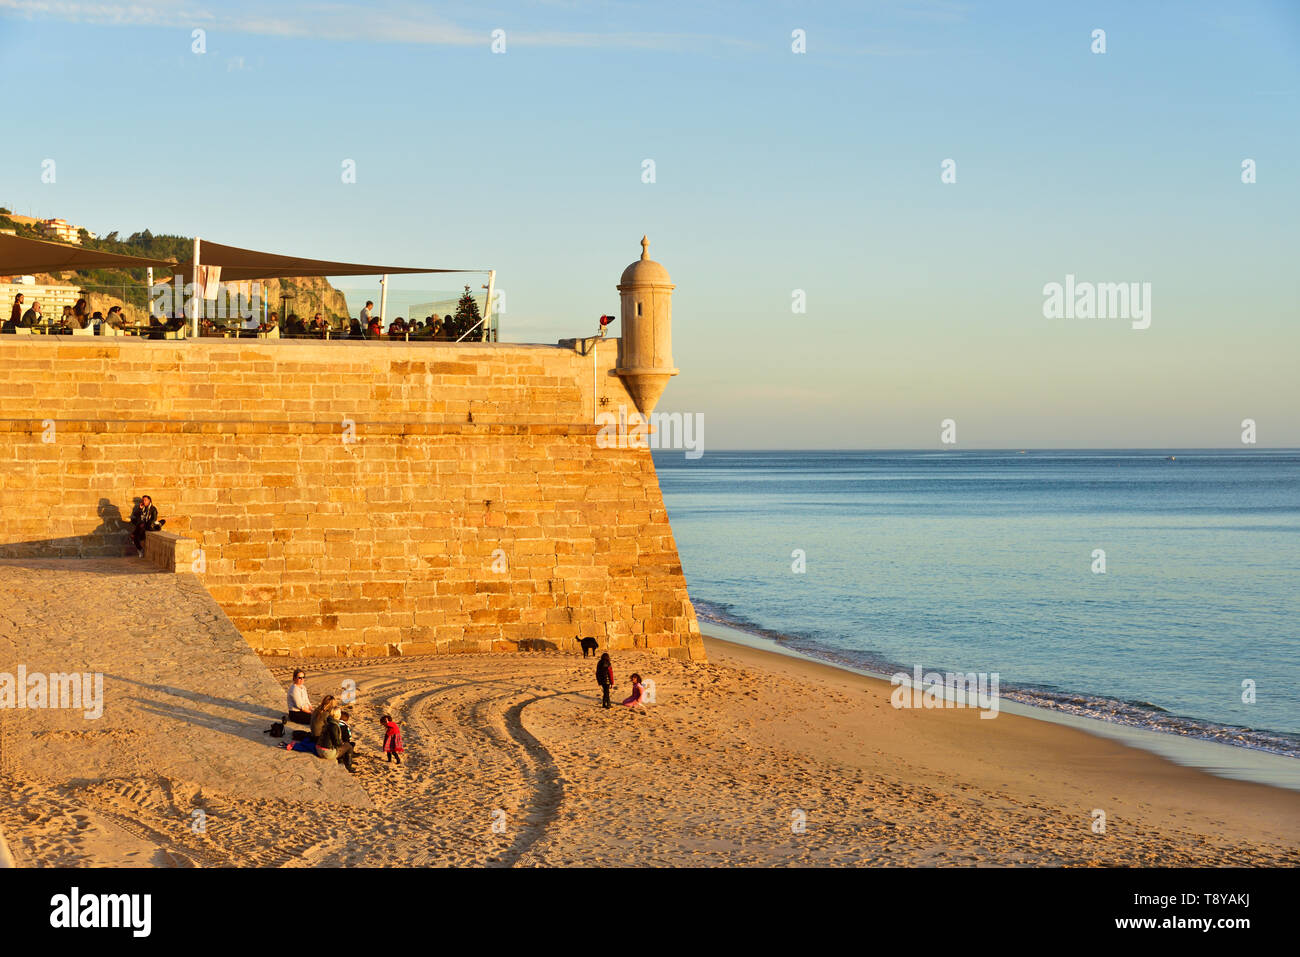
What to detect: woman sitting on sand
<box><xmin>622</xmin><ymin>674</ymin><xmax>646</xmax><ymax>709</ymax></box>
<box><xmin>310</xmin><ymin>694</ymin><xmax>337</xmax><ymax>739</ymax></box>
<box><xmin>316</xmin><ymin>705</ymin><xmax>355</xmax><ymax>772</ymax></box>
<box><xmin>285</xmin><ymin>669</ymin><xmax>312</xmax><ymax>725</ymax></box>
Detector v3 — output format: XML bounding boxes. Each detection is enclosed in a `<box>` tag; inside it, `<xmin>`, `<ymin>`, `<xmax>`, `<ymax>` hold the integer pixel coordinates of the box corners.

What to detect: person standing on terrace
<box><xmin>359</xmin><ymin>300</ymin><xmax>375</xmax><ymax>327</ymax></box>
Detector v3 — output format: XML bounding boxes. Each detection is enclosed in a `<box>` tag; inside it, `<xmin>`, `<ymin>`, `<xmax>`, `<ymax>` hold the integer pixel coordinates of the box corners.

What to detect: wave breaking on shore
<box><xmin>691</xmin><ymin>599</ymin><xmax>1300</xmax><ymax>759</ymax></box>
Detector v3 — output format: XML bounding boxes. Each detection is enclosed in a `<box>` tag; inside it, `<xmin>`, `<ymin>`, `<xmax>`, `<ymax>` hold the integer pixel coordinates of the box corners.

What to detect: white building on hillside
<box><xmin>40</xmin><ymin>219</ymin><xmax>95</xmax><ymax>244</ymax></box>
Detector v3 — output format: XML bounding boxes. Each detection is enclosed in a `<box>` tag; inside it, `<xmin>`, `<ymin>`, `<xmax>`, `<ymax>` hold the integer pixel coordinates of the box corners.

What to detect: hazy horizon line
<box><xmin>650</xmin><ymin>447</ymin><xmax>1299</xmax><ymax>453</ymax></box>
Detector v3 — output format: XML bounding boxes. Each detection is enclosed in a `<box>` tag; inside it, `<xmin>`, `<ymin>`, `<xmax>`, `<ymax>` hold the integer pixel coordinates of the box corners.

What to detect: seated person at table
<box><xmin>310</xmin><ymin>313</ymin><xmax>329</xmax><ymax>337</ymax></box>
<box><xmin>21</xmin><ymin>299</ymin><xmax>43</xmax><ymax>328</ymax></box>
<box><xmin>283</xmin><ymin>313</ymin><xmax>305</xmax><ymax>337</ymax></box>
<box><xmin>72</xmin><ymin>298</ymin><xmax>91</xmax><ymax>330</ymax></box>
<box><xmin>388</xmin><ymin>316</ymin><xmax>407</xmax><ymax>336</ymax></box>
<box><xmin>366</xmin><ymin>314</ymin><xmax>383</xmax><ymax>338</ymax></box>
<box><xmin>103</xmin><ymin>305</ymin><xmax>126</xmax><ymax>329</ymax></box>
<box><xmin>147</xmin><ymin>313</ymin><xmax>185</xmax><ymax>338</ymax></box>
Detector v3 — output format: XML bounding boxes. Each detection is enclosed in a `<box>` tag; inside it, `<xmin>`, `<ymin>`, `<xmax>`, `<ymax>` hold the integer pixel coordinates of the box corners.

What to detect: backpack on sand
<box><xmin>264</xmin><ymin>721</ymin><xmax>285</xmax><ymax>738</ymax></box>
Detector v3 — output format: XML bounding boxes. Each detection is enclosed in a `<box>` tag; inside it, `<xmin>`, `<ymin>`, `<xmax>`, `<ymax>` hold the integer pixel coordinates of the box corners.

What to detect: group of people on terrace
<box><xmin>213</xmin><ymin>300</ymin><xmax>484</xmax><ymax>341</ymax></box>
<box><xmin>4</xmin><ymin>292</ymin><xmax>131</xmax><ymax>334</ymax></box>
<box><xmin>6</xmin><ymin>292</ymin><xmax>487</xmax><ymax>341</ymax></box>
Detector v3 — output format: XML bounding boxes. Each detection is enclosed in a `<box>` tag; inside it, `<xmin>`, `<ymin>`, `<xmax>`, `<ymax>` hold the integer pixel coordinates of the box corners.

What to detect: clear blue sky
<box><xmin>2</xmin><ymin>1</ymin><xmax>1296</xmax><ymax>448</ymax></box>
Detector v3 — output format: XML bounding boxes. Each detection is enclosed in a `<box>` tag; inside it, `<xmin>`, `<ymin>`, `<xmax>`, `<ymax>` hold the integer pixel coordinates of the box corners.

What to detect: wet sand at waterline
<box><xmin>1</xmin><ymin>634</ymin><xmax>1296</xmax><ymax>866</ymax></box>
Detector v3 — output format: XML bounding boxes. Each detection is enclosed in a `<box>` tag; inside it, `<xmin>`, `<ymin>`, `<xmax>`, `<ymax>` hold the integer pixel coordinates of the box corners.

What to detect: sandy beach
<box><xmin>2</xmin><ymin>630</ymin><xmax>1296</xmax><ymax>867</ymax></box>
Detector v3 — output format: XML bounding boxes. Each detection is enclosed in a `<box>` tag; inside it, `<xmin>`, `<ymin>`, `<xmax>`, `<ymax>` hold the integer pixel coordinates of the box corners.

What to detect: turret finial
<box><xmin>640</xmin><ymin>235</ymin><xmax>649</xmax><ymax>260</ymax></box>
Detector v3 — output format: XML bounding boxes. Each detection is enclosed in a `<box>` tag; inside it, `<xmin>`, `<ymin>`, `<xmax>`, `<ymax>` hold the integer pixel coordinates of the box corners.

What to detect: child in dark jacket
<box><xmin>381</xmin><ymin>715</ymin><xmax>404</xmax><ymax>764</ymax></box>
<box><xmin>595</xmin><ymin>653</ymin><xmax>614</xmax><ymax>709</ymax></box>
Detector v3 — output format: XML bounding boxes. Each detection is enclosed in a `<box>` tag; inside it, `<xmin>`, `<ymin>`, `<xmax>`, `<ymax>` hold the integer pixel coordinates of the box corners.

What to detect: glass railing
<box><xmin>3</xmin><ymin>279</ymin><xmax>501</xmax><ymax>342</ymax></box>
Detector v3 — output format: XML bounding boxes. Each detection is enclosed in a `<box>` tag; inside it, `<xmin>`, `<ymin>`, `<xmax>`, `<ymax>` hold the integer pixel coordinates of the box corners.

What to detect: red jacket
<box><xmin>382</xmin><ymin>720</ymin><xmax>404</xmax><ymax>753</ymax></box>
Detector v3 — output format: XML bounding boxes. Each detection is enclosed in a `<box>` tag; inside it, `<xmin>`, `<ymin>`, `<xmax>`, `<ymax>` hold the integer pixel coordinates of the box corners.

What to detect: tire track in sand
<box><xmin>281</xmin><ymin>657</ymin><xmax>578</xmax><ymax>866</ymax></box>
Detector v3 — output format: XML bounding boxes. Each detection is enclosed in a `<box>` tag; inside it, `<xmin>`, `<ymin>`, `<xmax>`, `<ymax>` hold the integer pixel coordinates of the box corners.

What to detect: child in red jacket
<box><xmin>381</xmin><ymin>714</ymin><xmax>404</xmax><ymax>764</ymax></box>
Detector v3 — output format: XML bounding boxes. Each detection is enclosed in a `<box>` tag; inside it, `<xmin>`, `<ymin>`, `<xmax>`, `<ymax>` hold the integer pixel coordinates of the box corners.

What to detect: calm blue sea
<box><xmin>655</xmin><ymin>450</ymin><xmax>1300</xmax><ymax>758</ymax></box>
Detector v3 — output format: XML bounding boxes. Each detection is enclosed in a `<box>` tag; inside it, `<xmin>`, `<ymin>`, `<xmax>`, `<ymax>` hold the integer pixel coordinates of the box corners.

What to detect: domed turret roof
<box><xmin>619</xmin><ymin>236</ymin><xmax>672</xmax><ymax>286</ymax></box>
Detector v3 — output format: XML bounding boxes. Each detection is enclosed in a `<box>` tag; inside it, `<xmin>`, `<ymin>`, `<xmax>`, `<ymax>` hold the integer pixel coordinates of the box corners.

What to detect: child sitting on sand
<box><xmin>381</xmin><ymin>715</ymin><xmax>404</xmax><ymax>764</ymax></box>
<box><xmin>622</xmin><ymin>673</ymin><xmax>646</xmax><ymax>709</ymax></box>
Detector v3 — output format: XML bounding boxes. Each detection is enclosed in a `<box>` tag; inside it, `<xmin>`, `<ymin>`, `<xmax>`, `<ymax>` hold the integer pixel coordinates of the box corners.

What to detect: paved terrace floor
<box><xmin>0</xmin><ymin>558</ymin><xmax>368</xmax><ymax>866</ymax></box>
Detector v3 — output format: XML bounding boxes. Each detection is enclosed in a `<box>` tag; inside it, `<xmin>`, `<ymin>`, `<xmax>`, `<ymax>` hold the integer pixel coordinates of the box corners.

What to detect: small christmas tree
<box><xmin>452</xmin><ymin>284</ymin><xmax>482</xmax><ymax>341</ymax></box>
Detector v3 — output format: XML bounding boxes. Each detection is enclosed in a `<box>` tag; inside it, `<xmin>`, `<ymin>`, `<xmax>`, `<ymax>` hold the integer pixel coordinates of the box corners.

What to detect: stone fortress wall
<box><xmin>0</xmin><ymin>335</ymin><xmax>704</xmax><ymax>660</ymax></box>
